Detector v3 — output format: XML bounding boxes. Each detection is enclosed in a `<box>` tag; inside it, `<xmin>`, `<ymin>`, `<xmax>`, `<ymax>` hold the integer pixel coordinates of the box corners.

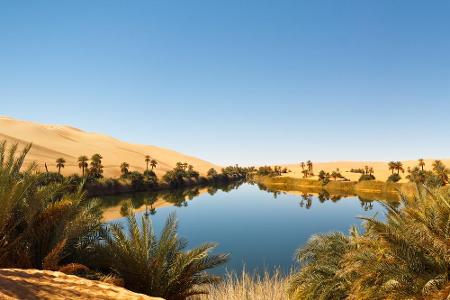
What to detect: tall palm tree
<box><xmin>394</xmin><ymin>161</ymin><xmax>404</xmax><ymax>174</ymax></box>
<box><xmin>78</xmin><ymin>155</ymin><xmax>89</xmax><ymax>176</ymax></box>
<box><xmin>388</xmin><ymin>161</ymin><xmax>396</xmax><ymax>174</ymax></box>
<box><xmin>432</xmin><ymin>160</ymin><xmax>449</xmax><ymax>185</ymax></box>
<box><xmin>290</xmin><ymin>187</ymin><xmax>450</xmax><ymax>299</ymax></box>
<box><xmin>307</xmin><ymin>160</ymin><xmax>313</xmax><ymax>173</ymax></box>
<box><xmin>418</xmin><ymin>158</ymin><xmax>425</xmax><ymax>171</ymax></box>
<box><xmin>432</xmin><ymin>159</ymin><xmax>444</xmax><ymax>171</ymax></box>
<box><xmin>89</xmin><ymin>154</ymin><xmax>104</xmax><ymax>178</ymax></box>
<box><xmin>364</xmin><ymin>165</ymin><xmax>369</xmax><ymax>175</ymax></box>
<box><xmin>150</xmin><ymin>159</ymin><xmax>158</xmax><ymax>170</ymax></box>
<box><xmin>302</xmin><ymin>169</ymin><xmax>309</xmax><ymax>178</ymax></box>
<box><xmin>300</xmin><ymin>162</ymin><xmax>305</xmax><ymax>171</ymax></box>
<box><xmin>98</xmin><ymin>213</ymin><xmax>228</xmax><ymax>299</ymax></box>
<box><xmin>56</xmin><ymin>157</ymin><xmax>66</xmax><ymax>174</ymax></box>
<box><xmin>145</xmin><ymin>155</ymin><xmax>151</xmax><ymax>171</ymax></box>
<box><xmin>120</xmin><ymin>162</ymin><xmax>130</xmax><ymax>177</ymax></box>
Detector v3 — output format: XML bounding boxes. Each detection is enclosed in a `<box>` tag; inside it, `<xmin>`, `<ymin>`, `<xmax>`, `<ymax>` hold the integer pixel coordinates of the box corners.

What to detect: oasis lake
<box><xmin>99</xmin><ymin>182</ymin><xmax>386</xmax><ymax>274</ymax></box>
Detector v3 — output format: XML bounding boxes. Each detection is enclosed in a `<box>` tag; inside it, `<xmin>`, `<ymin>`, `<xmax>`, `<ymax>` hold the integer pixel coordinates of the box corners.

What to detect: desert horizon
<box><xmin>2</xmin><ymin>115</ymin><xmax>447</xmax><ymax>183</ymax></box>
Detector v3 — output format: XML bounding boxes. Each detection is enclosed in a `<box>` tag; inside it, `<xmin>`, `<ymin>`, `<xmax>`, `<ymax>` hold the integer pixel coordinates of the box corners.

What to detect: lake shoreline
<box><xmin>86</xmin><ymin>175</ymin><xmax>246</xmax><ymax>198</ymax></box>
<box><xmin>253</xmin><ymin>175</ymin><xmax>418</xmax><ymax>201</ymax></box>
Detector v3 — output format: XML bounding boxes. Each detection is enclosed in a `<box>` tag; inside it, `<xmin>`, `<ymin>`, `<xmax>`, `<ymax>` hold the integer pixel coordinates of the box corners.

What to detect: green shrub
<box><xmin>0</xmin><ymin>141</ymin><xmax>102</xmax><ymax>269</ymax></box>
<box><xmin>387</xmin><ymin>173</ymin><xmax>401</xmax><ymax>182</ymax></box>
<box><xmin>36</xmin><ymin>172</ymin><xmax>64</xmax><ymax>186</ymax></box>
<box><xmin>127</xmin><ymin>171</ymin><xmax>145</xmax><ymax>190</ymax></box>
<box><xmin>358</xmin><ymin>174</ymin><xmax>375</xmax><ymax>181</ymax></box>
<box><xmin>98</xmin><ymin>213</ymin><xmax>228</xmax><ymax>299</ymax></box>
<box><xmin>289</xmin><ymin>186</ymin><xmax>450</xmax><ymax>299</ymax></box>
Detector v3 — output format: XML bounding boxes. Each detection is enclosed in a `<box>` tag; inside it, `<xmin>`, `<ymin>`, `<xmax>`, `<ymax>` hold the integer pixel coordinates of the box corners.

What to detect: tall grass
<box><xmin>194</xmin><ymin>268</ymin><xmax>290</xmax><ymax>300</ymax></box>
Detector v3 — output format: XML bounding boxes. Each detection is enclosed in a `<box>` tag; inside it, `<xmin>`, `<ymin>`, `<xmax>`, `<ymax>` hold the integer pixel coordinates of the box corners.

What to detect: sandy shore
<box><xmin>0</xmin><ymin>269</ymin><xmax>163</xmax><ymax>300</ymax></box>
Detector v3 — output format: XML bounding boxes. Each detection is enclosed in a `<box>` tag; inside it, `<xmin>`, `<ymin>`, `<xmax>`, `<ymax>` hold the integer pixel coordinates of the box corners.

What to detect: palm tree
<box><xmin>78</xmin><ymin>155</ymin><xmax>89</xmax><ymax>176</ymax></box>
<box><xmin>145</xmin><ymin>155</ymin><xmax>151</xmax><ymax>171</ymax></box>
<box><xmin>302</xmin><ymin>169</ymin><xmax>309</xmax><ymax>178</ymax></box>
<box><xmin>89</xmin><ymin>153</ymin><xmax>104</xmax><ymax>178</ymax></box>
<box><xmin>150</xmin><ymin>159</ymin><xmax>158</xmax><ymax>170</ymax></box>
<box><xmin>432</xmin><ymin>159</ymin><xmax>444</xmax><ymax>171</ymax></box>
<box><xmin>369</xmin><ymin>167</ymin><xmax>374</xmax><ymax>176</ymax></box>
<box><xmin>0</xmin><ymin>140</ymin><xmax>102</xmax><ymax>269</ymax></box>
<box><xmin>56</xmin><ymin>157</ymin><xmax>66</xmax><ymax>174</ymax></box>
<box><xmin>418</xmin><ymin>158</ymin><xmax>425</xmax><ymax>171</ymax></box>
<box><xmin>288</xmin><ymin>232</ymin><xmax>352</xmax><ymax>299</ymax></box>
<box><xmin>307</xmin><ymin>160</ymin><xmax>313</xmax><ymax>173</ymax></box>
<box><xmin>98</xmin><ymin>213</ymin><xmax>228</xmax><ymax>299</ymax></box>
<box><xmin>394</xmin><ymin>161</ymin><xmax>404</xmax><ymax>174</ymax></box>
<box><xmin>120</xmin><ymin>162</ymin><xmax>130</xmax><ymax>177</ymax></box>
<box><xmin>388</xmin><ymin>161</ymin><xmax>396</xmax><ymax>174</ymax></box>
<box><xmin>300</xmin><ymin>162</ymin><xmax>305</xmax><ymax>171</ymax></box>
<box><xmin>364</xmin><ymin>165</ymin><xmax>369</xmax><ymax>175</ymax></box>
<box><xmin>290</xmin><ymin>187</ymin><xmax>450</xmax><ymax>299</ymax></box>
<box><xmin>432</xmin><ymin>160</ymin><xmax>449</xmax><ymax>185</ymax></box>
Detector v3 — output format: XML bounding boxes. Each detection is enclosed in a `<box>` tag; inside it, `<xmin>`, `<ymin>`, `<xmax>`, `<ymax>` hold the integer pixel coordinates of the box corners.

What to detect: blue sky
<box><xmin>1</xmin><ymin>1</ymin><xmax>449</xmax><ymax>166</ymax></box>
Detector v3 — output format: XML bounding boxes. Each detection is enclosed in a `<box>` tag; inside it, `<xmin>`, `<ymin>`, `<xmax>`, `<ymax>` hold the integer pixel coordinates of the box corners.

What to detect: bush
<box><xmin>289</xmin><ymin>186</ymin><xmax>450</xmax><ymax>299</ymax></box>
<box><xmin>36</xmin><ymin>172</ymin><xmax>64</xmax><ymax>186</ymax></box>
<box><xmin>387</xmin><ymin>173</ymin><xmax>401</xmax><ymax>182</ymax></box>
<box><xmin>0</xmin><ymin>141</ymin><xmax>102</xmax><ymax>269</ymax></box>
<box><xmin>207</xmin><ymin>168</ymin><xmax>218</xmax><ymax>177</ymax></box>
<box><xmin>127</xmin><ymin>171</ymin><xmax>145</xmax><ymax>190</ymax></box>
<box><xmin>358</xmin><ymin>174</ymin><xmax>375</xmax><ymax>181</ymax></box>
<box><xmin>143</xmin><ymin>170</ymin><xmax>158</xmax><ymax>187</ymax></box>
<box><xmin>97</xmin><ymin>213</ymin><xmax>228</xmax><ymax>299</ymax></box>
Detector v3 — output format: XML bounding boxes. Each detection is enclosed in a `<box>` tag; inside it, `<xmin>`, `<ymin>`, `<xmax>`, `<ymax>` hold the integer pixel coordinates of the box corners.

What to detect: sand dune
<box><xmin>0</xmin><ymin>269</ymin><xmax>162</xmax><ymax>299</ymax></box>
<box><xmin>282</xmin><ymin>159</ymin><xmax>450</xmax><ymax>182</ymax></box>
<box><xmin>0</xmin><ymin>116</ymin><xmax>219</xmax><ymax>177</ymax></box>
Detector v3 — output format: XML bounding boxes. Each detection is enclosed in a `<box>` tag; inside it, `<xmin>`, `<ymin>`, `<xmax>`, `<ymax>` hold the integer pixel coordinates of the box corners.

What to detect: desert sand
<box><xmin>0</xmin><ymin>116</ymin><xmax>219</xmax><ymax>178</ymax></box>
<box><xmin>0</xmin><ymin>269</ymin><xmax>163</xmax><ymax>299</ymax></box>
<box><xmin>283</xmin><ymin>160</ymin><xmax>450</xmax><ymax>183</ymax></box>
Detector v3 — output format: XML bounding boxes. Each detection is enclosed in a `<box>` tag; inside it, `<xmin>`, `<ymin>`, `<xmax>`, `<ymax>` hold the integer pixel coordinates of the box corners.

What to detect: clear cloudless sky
<box><xmin>1</xmin><ymin>0</ymin><xmax>450</xmax><ymax>166</ymax></box>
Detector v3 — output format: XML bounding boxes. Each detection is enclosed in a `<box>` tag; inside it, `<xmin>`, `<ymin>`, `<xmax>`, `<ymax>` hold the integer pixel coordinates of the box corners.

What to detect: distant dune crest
<box><xmin>0</xmin><ymin>116</ymin><xmax>219</xmax><ymax>177</ymax></box>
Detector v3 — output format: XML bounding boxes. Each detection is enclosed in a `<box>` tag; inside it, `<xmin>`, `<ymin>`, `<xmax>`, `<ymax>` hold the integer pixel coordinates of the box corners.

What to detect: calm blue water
<box><xmin>103</xmin><ymin>183</ymin><xmax>385</xmax><ymax>274</ymax></box>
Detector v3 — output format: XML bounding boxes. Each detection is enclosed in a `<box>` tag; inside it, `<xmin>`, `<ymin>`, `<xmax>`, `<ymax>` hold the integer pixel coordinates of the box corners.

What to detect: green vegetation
<box><xmin>77</xmin><ymin>155</ymin><xmax>89</xmax><ymax>176</ymax></box>
<box><xmin>359</xmin><ymin>174</ymin><xmax>375</xmax><ymax>181</ymax></box>
<box><xmin>89</xmin><ymin>153</ymin><xmax>104</xmax><ymax>179</ymax></box>
<box><xmin>288</xmin><ymin>186</ymin><xmax>450</xmax><ymax>299</ymax></box>
<box><xmin>406</xmin><ymin>159</ymin><xmax>449</xmax><ymax>188</ymax></box>
<box><xmin>97</xmin><ymin>213</ymin><xmax>228</xmax><ymax>299</ymax></box>
<box><xmin>150</xmin><ymin>158</ymin><xmax>158</xmax><ymax>170</ymax></box>
<box><xmin>0</xmin><ymin>140</ymin><xmax>228</xmax><ymax>299</ymax></box>
<box><xmin>299</xmin><ymin>160</ymin><xmax>314</xmax><ymax>178</ymax></box>
<box><xmin>388</xmin><ymin>161</ymin><xmax>405</xmax><ymax>175</ymax></box>
<box><xmin>56</xmin><ymin>157</ymin><xmax>66</xmax><ymax>174</ymax></box>
<box><xmin>145</xmin><ymin>155</ymin><xmax>151</xmax><ymax>171</ymax></box>
<box><xmin>0</xmin><ymin>141</ymin><xmax>102</xmax><ymax>269</ymax></box>
<box><xmin>387</xmin><ymin>173</ymin><xmax>401</xmax><ymax>182</ymax></box>
<box><xmin>255</xmin><ymin>165</ymin><xmax>287</xmax><ymax>177</ymax></box>
<box><xmin>288</xmin><ymin>232</ymin><xmax>351</xmax><ymax>299</ymax></box>
<box><xmin>120</xmin><ymin>162</ymin><xmax>130</xmax><ymax>177</ymax></box>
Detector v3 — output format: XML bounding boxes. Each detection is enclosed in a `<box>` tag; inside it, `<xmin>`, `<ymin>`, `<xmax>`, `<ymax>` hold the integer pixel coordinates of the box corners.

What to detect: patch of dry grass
<box><xmin>193</xmin><ymin>269</ymin><xmax>290</xmax><ymax>300</ymax></box>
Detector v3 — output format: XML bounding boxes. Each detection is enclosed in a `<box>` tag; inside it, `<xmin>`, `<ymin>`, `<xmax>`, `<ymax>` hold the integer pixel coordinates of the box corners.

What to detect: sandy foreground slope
<box><xmin>0</xmin><ymin>269</ymin><xmax>163</xmax><ymax>299</ymax></box>
<box><xmin>0</xmin><ymin>116</ymin><xmax>219</xmax><ymax>178</ymax></box>
<box><xmin>283</xmin><ymin>159</ymin><xmax>450</xmax><ymax>183</ymax></box>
